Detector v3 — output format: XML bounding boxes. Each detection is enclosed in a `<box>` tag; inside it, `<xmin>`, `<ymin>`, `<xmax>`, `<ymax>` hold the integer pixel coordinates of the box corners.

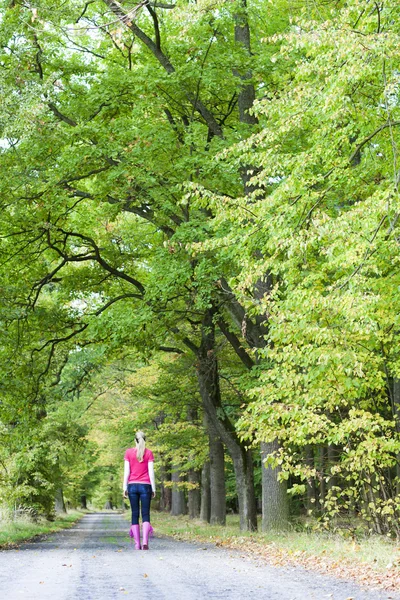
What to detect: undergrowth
<box><xmin>148</xmin><ymin>512</ymin><xmax>400</xmax><ymax>574</ymax></box>
<box><xmin>0</xmin><ymin>510</ymin><xmax>83</xmax><ymax>548</ymax></box>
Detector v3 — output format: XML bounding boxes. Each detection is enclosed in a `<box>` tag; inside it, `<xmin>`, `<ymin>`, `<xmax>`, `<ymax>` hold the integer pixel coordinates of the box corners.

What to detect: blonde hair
<box><xmin>135</xmin><ymin>431</ymin><xmax>146</xmax><ymax>462</ymax></box>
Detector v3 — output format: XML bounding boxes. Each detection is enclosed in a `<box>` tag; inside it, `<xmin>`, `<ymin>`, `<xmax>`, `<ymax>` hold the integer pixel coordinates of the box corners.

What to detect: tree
<box><xmin>196</xmin><ymin>0</ymin><xmax>400</xmax><ymax>534</ymax></box>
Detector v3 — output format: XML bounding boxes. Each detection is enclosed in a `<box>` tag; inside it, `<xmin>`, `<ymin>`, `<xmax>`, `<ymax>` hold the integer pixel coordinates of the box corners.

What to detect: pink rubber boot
<box><xmin>129</xmin><ymin>524</ymin><xmax>141</xmax><ymax>550</ymax></box>
<box><xmin>142</xmin><ymin>522</ymin><xmax>153</xmax><ymax>550</ymax></box>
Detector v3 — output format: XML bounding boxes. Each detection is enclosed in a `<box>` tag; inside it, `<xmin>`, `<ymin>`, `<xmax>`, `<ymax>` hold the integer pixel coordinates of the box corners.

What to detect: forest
<box><xmin>0</xmin><ymin>0</ymin><xmax>400</xmax><ymax>538</ymax></box>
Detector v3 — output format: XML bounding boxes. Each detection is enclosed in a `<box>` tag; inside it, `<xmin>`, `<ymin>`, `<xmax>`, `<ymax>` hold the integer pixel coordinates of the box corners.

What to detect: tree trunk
<box><xmin>327</xmin><ymin>444</ymin><xmax>337</xmax><ymax>493</ymax></box>
<box><xmin>232</xmin><ymin>446</ymin><xmax>258</xmax><ymax>530</ymax></box>
<box><xmin>80</xmin><ymin>494</ymin><xmax>87</xmax><ymax>510</ymax></box>
<box><xmin>188</xmin><ymin>468</ymin><xmax>201</xmax><ymax>519</ymax></box>
<box><xmin>318</xmin><ymin>445</ymin><xmax>326</xmax><ymax>514</ymax></box>
<box><xmin>306</xmin><ymin>445</ymin><xmax>317</xmax><ymax>515</ymax></box>
<box><xmin>197</xmin><ymin>379</ymin><xmax>257</xmax><ymax>531</ymax></box>
<box><xmin>261</xmin><ymin>441</ymin><xmax>289</xmax><ymax>531</ymax></box>
<box><xmin>393</xmin><ymin>378</ymin><xmax>400</xmax><ymax>495</ymax></box>
<box><xmin>195</xmin><ymin>308</ymin><xmax>257</xmax><ymax>531</ymax></box>
<box><xmin>207</xmin><ymin>416</ymin><xmax>226</xmax><ymax>525</ymax></box>
<box><xmin>159</xmin><ymin>461</ymin><xmax>172</xmax><ymax>512</ymax></box>
<box><xmin>55</xmin><ymin>487</ymin><xmax>67</xmax><ymax>514</ymax></box>
<box><xmin>170</xmin><ymin>467</ymin><xmax>186</xmax><ymax>516</ymax></box>
<box><xmin>200</xmin><ymin>459</ymin><xmax>211</xmax><ymax>522</ymax></box>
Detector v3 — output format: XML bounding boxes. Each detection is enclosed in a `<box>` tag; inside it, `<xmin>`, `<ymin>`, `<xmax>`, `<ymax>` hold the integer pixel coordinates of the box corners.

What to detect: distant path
<box><xmin>0</xmin><ymin>513</ymin><xmax>396</xmax><ymax>600</ymax></box>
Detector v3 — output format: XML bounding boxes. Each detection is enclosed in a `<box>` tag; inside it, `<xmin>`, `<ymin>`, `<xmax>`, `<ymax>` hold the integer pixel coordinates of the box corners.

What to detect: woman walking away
<box><xmin>123</xmin><ymin>431</ymin><xmax>156</xmax><ymax>550</ymax></box>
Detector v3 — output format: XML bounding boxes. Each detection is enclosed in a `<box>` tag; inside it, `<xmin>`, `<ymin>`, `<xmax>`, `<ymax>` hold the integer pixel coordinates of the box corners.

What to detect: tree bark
<box><xmin>393</xmin><ymin>378</ymin><xmax>400</xmax><ymax>495</ymax></box>
<box><xmin>158</xmin><ymin>459</ymin><xmax>172</xmax><ymax>512</ymax></box>
<box><xmin>318</xmin><ymin>445</ymin><xmax>327</xmax><ymax>514</ymax></box>
<box><xmin>218</xmin><ymin>277</ymin><xmax>268</xmax><ymax>350</ymax></box>
<box><xmin>306</xmin><ymin>445</ymin><xmax>317</xmax><ymax>515</ymax></box>
<box><xmin>208</xmin><ymin>419</ymin><xmax>226</xmax><ymax>525</ymax></box>
<box><xmin>188</xmin><ymin>468</ymin><xmax>201</xmax><ymax>519</ymax></box>
<box><xmin>55</xmin><ymin>487</ymin><xmax>67</xmax><ymax>514</ymax></box>
<box><xmin>234</xmin><ymin>0</ymin><xmax>257</xmax><ymax>127</ymax></box>
<box><xmin>200</xmin><ymin>459</ymin><xmax>211</xmax><ymax>522</ymax></box>
<box><xmin>327</xmin><ymin>444</ymin><xmax>337</xmax><ymax>493</ymax></box>
<box><xmin>261</xmin><ymin>441</ymin><xmax>289</xmax><ymax>530</ymax></box>
<box><xmin>170</xmin><ymin>467</ymin><xmax>186</xmax><ymax>516</ymax></box>
<box><xmin>217</xmin><ymin>294</ymin><xmax>289</xmax><ymax>531</ymax></box>
<box><xmin>232</xmin><ymin>446</ymin><xmax>258</xmax><ymax>531</ymax></box>
<box><xmin>196</xmin><ymin>309</ymin><xmax>257</xmax><ymax>531</ymax></box>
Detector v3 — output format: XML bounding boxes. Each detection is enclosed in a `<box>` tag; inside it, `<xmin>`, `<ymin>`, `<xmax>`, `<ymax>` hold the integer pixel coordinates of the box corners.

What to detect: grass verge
<box><xmin>149</xmin><ymin>511</ymin><xmax>400</xmax><ymax>593</ymax></box>
<box><xmin>0</xmin><ymin>510</ymin><xmax>83</xmax><ymax>549</ymax></box>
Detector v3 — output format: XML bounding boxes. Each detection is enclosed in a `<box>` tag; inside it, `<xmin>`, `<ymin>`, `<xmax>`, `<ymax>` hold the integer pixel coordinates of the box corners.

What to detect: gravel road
<box><xmin>0</xmin><ymin>513</ymin><xmax>397</xmax><ymax>600</ymax></box>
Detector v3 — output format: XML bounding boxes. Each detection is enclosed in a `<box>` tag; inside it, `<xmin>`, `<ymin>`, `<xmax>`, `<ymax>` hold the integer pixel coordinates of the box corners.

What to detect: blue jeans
<box><xmin>128</xmin><ymin>483</ymin><xmax>152</xmax><ymax>525</ymax></box>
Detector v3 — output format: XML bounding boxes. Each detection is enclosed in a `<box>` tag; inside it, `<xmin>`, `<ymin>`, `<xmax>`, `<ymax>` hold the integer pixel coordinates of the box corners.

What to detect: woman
<box><xmin>123</xmin><ymin>431</ymin><xmax>156</xmax><ymax>550</ymax></box>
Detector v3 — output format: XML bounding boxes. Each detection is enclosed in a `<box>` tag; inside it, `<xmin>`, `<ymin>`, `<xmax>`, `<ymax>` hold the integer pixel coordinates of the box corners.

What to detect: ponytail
<box><xmin>135</xmin><ymin>431</ymin><xmax>146</xmax><ymax>462</ymax></box>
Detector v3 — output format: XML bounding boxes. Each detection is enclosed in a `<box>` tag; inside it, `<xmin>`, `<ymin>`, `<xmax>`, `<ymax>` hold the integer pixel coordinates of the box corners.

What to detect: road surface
<box><xmin>0</xmin><ymin>513</ymin><xmax>397</xmax><ymax>600</ymax></box>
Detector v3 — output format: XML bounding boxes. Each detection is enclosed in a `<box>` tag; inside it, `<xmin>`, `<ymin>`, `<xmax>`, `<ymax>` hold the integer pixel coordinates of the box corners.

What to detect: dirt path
<box><xmin>0</xmin><ymin>513</ymin><xmax>397</xmax><ymax>600</ymax></box>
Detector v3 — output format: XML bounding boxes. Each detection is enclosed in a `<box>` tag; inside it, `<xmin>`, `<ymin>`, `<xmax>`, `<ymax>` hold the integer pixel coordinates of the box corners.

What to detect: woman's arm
<box><xmin>148</xmin><ymin>461</ymin><xmax>156</xmax><ymax>496</ymax></box>
<box><xmin>123</xmin><ymin>460</ymin><xmax>130</xmax><ymax>497</ymax></box>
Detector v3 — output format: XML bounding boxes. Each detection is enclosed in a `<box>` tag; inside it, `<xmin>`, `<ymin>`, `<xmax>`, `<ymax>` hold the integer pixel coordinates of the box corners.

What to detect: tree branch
<box><xmin>102</xmin><ymin>0</ymin><xmax>223</xmax><ymax>138</ymax></box>
<box><xmin>158</xmin><ymin>345</ymin><xmax>184</xmax><ymax>354</ymax></box>
<box><xmin>60</xmin><ymin>165</ymin><xmax>111</xmax><ymax>185</ymax></box>
<box><xmin>54</xmin><ymin>227</ymin><xmax>146</xmax><ymax>295</ymax></box>
<box><xmin>32</xmin><ymin>324</ymin><xmax>89</xmax><ymax>356</ymax></box>
<box><xmin>218</xmin><ymin>277</ymin><xmax>267</xmax><ymax>349</ymax></box>
<box><xmin>92</xmin><ymin>293</ymin><xmax>143</xmax><ymax>316</ymax></box>
<box><xmin>217</xmin><ymin>317</ymin><xmax>255</xmax><ymax>370</ymax></box>
<box><xmin>75</xmin><ymin>1</ymin><xmax>96</xmax><ymax>23</ymax></box>
<box><xmin>171</xmin><ymin>326</ymin><xmax>199</xmax><ymax>355</ymax></box>
<box><xmin>48</xmin><ymin>102</ymin><xmax>77</xmax><ymax>127</ymax></box>
<box><xmin>349</xmin><ymin>121</ymin><xmax>400</xmax><ymax>165</ymax></box>
<box><xmin>146</xmin><ymin>4</ymin><xmax>161</xmax><ymax>51</ymax></box>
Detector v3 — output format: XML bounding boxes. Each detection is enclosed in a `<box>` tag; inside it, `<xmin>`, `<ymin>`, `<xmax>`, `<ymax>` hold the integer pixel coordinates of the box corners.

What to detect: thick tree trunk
<box><xmin>233</xmin><ymin>0</ymin><xmax>262</xmax><ymax>192</ymax></box>
<box><xmin>205</xmin><ymin>413</ymin><xmax>226</xmax><ymax>525</ymax></box>
<box><xmin>196</xmin><ymin>309</ymin><xmax>257</xmax><ymax>531</ymax></box>
<box><xmin>232</xmin><ymin>446</ymin><xmax>258</xmax><ymax>531</ymax></box>
<box><xmin>197</xmin><ymin>393</ymin><xmax>257</xmax><ymax>532</ymax></box>
<box><xmin>234</xmin><ymin>0</ymin><xmax>257</xmax><ymax>127</ymax></box>
<box><xmin>188</xmin><ymin>468</ymin><xmax>201</xmax><ymax>519</ymax></box>
<box><xmin>200</xmin><ymin>459</ymin><xmax>211</xmax><ymax>522</ymax></box>
<box><xmin>170</xmin><ymin>467</ymin><xmax>186</xmax><ymax>516</ymax></box>
<box><xmin>55</xmin><ymin>487</ymin><xmax>67</xmax><ymax>514</ymax></box>
<box><xmin>222</xmin><ymin>5</ymin><xmax>289</xmax><ymax>526</ymax></box>
<box><xmin>209</xmin><ymin>433</ymin><xmax>226</xmax><ymax>525</ymax></box>
<box><xmin>261</xmin><ymin>441</ymin><xmax>289</xmax><ymax>531</ymax></box>
<box><xmin>80</xmin><ymin>495</ymin><xmax>87</xmax><ymax>510</ymax></box>
<box><xmin>158</xmin><ymin>461</ymin><xmax>172</xmax><ymax>512</ymax></box>
<box><xmin>186</xmin><ymin>408</ymin><xmax>201</xmax><ymax>519</ymax></box>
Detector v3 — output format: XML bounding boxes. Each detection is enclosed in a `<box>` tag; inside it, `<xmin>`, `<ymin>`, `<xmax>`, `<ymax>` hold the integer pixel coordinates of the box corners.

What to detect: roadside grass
<box><xmin>151</xmin><ymin>512</ymin><xmax>398</xmax><ymax>571</ymax></box>
<box><xmin>0</xmin><ymin>511</ymin><xmax>83</xmax><ymax>548</ymax></box>
<box><xmin>142</xmin><ymin>511</ymin><xmax>400</xmax><ymax>591</ymax></box>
